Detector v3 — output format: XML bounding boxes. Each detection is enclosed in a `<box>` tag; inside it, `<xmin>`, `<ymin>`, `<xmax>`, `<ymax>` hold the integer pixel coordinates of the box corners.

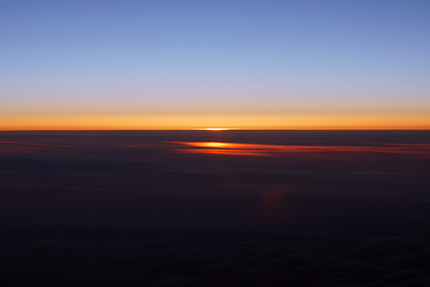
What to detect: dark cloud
<box><xmin>1</xmin><ymin>131</ymin><xmax>430</xmax><ymax>286</ymax></box>
<box><xmin>2</xmin><ymin>226</ymin><xmax>430</xmax><ymax>286</ymax></box>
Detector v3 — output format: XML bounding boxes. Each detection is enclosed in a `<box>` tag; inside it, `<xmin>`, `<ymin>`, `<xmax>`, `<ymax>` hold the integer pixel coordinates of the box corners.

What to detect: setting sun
<box><xmin>200</xmin><ymin>128</ymin><xmax>230</xmax><ymax>131</ymax></box>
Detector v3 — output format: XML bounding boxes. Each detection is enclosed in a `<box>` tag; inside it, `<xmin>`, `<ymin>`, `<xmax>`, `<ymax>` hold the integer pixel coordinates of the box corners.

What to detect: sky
<box><xmin>1</xmin><ymin>0</ymin><xmax>430</xmax><ymax>130</ymax></box>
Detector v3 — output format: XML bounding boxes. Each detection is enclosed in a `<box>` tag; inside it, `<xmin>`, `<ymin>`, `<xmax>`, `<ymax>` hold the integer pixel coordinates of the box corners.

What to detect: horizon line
<box><xmin>1</xmin><ymin>128</ymin><xmax>430</xmax><ymax>132</ymax></box>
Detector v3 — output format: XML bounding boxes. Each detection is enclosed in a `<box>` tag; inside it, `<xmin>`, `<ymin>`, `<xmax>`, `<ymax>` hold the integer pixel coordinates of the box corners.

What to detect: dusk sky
<box><xmin>1</xmin><ymin>0</ymin><xmax>430</xmax><ymax>129</ymax></box>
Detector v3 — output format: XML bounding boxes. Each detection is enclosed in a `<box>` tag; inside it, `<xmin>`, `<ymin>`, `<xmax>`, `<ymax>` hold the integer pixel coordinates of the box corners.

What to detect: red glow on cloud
<box><xmin>173</xmin><ymin>142</ymin><xmax>430</xmax><ymax>156</ymax></box>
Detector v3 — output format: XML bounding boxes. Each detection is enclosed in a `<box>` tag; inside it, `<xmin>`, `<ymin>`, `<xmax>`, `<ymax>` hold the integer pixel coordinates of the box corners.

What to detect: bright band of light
<box><xmin>0</xmin><ymin>113</ymin><xmax>429</xmax><ymax>130</ymax></box>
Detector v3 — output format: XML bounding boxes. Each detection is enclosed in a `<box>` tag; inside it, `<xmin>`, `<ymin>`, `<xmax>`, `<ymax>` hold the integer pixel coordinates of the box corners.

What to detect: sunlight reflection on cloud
<box><xmin>172</xmin><ymin>142</ymin><xmax>430</xmax><ymax>156</ymax></box>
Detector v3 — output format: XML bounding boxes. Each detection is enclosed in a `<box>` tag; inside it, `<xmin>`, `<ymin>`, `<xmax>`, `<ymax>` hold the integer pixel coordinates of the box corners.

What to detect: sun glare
<box><xmin>190</xmin><ymin>142</ymin><xmax>231</xmax><ymax>148</ymax></box>
<box><xmin>201</xmin><ymin>128</ymin><xmax>230</xmax><ymax>131</ymax></box>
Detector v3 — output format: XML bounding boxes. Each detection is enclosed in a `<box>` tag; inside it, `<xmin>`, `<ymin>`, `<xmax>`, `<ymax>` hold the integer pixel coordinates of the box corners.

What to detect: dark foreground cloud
<box><xmin>1</xmin><ymin>226</ymin><xmax>430</xmax><ymax>286</ymax></box>
<box><xmin>0</xmin><ymin>131</ymin><xmax>429</xmax><ymax>286</ymax></box>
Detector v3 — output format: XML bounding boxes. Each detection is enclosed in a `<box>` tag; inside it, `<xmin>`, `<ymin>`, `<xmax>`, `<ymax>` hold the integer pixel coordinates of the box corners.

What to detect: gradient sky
<box><xmin>1</xmin><ymin>0</ymin><xmax>430</xmax><ymax>129</ymax></box>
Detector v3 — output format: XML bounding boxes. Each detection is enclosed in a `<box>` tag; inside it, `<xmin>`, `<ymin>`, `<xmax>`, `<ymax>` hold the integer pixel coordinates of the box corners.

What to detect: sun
<box><xmin>200</xmin><ymin>128</ymin><xmax>230</xmax><ymax>131</ymax></box>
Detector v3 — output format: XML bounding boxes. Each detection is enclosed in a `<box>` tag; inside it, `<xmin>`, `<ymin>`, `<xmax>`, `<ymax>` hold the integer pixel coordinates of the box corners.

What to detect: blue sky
<box><xmin>1</xmin><ymin>0</ymin><xmax>429</xmax><ymax>122</ymax></box>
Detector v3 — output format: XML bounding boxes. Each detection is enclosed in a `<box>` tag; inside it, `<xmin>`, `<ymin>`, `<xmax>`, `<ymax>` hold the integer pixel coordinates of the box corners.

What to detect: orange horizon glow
<box><xmin>0</xmin><ymin>113</ymin><xmax>430</xmax><ymax>131</ymax></box>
